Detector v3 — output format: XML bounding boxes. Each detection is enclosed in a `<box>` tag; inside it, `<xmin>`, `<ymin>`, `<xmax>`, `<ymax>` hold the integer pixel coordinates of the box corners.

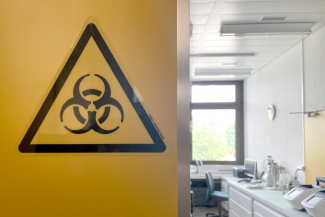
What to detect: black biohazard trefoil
<box><xmin>18</xmin><ymin>23</ymin><xmax>166</xmax><ymax>153</ymax></box>
<box><xmin>61</xmin><ymin>74</ymin><xmax>124</xmax><ymax>134</ymax></box>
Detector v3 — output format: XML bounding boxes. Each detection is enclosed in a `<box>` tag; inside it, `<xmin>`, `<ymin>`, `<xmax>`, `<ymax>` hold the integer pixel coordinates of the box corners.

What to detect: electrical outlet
<box><xmin>297</xmin><ymin>165</ymin><xmax>305</xmax><ymax>171</ymax></box>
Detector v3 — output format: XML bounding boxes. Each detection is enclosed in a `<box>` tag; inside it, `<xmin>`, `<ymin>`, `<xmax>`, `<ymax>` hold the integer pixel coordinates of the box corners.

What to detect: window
<box><xmin>191</xmin><ymin>81</ymin><xmax>244</xmax><ymax>165</ymax></box>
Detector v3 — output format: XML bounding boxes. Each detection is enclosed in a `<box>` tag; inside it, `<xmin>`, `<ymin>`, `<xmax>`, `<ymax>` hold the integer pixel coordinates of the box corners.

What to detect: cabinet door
<box><xmin>229</xmin><ymin>187</ymin><xmax>253</xmax><ymax>213</ymax></box>
<box><xmin>253</xmin><ymin>211</ymin><xmax>263</xmax><ymax>217</ymax></box>
<box><xmin>253</xmin><ymin>201</ymin><xmax>285</xmax><ymax>217</ymax></box>
<box><xmin>229</xmin><ymin>198</ymin><xmax>253</xmax><ymax>217</ymax></box>
<box><xmin>229</xmin><ymin>208</ymin><xmax>240</xmax><ymax>217</ymax></box>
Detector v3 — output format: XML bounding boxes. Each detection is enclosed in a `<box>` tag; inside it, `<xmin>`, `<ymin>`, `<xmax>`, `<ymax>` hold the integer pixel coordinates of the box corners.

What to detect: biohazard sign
<box><xmin>18</xmin><ymin>18</ymin><xmax>167</xmax><ymax>153</ymax></box>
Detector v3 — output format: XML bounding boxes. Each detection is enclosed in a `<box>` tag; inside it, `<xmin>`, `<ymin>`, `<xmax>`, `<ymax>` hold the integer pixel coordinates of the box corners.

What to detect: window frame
<box><xmin>190</xmin><ymin>80</ymin><xmax>244</xmax><ymax>165</ymax></box>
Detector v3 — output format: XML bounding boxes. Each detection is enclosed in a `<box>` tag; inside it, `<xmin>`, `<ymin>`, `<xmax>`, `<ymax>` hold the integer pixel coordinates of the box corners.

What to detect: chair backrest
<box><xmin>205</xmin><ymin>171</ymin><xmax>215</xmax><ymax>202</ymax></box>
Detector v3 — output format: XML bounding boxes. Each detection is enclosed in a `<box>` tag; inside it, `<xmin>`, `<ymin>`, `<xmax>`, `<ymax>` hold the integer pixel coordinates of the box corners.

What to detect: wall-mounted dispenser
<box><xmin>290</xmin><ymin>109</ymin><xmax>325</xmax><ymax>117</ymax></box>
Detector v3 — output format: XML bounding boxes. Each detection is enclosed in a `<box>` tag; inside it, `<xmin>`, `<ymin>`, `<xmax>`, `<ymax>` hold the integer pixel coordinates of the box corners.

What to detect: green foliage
<box><xmin>225</xmin><ymin>122</ymin><xmax>236</xmax><ymax>148</ymax></box>
<box><xmin>192</xmin><ymin>122</ymin><xmax>235</xmax><ymax>161</ymax></box>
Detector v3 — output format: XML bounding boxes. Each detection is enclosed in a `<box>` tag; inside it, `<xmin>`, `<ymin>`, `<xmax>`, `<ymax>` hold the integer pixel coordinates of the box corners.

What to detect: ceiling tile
<box><xmin>189</xmin><ymin>0</ymin><xmax>325</xmax><ymax>80</ymax></box>
<box><xmin>190</xmin><ymin>15</ymin><xmax>209</xmax><ymax>25</ymax></box>
<box><xmin>210</xmin><ymin>25</ymin><xmax>221</xmax><ymax>33</ymax></box>
<box><xmin>192</xmin><ymin>25</ymin><xmax>205</xmax><ymax>33</ymax></box>
<box><xmin>214</xmin><ymin>13</ymin><xmax>325</xmax><ymax>24</ymax></box>
<box><xmin>190</xmin><ymin>3</ymin><xmax>215</xmax><ymax>15</ymax></box>
<box><xmin>221</xmin><ymin>2</ymin><xmax>325</xmax><ymax>14</ymax></box>
<box><xmin>190</xmin><ymin>55</ymin><xmax>275</xmax><ymax>63</ymax></box>
<box><xmin>191</xmin><ymin>41</ymin><xmax>199</xmax><ymax>47</ymax></box>
<box><xmin>206</xmin><ymin>33</ymin><xmax>306</xmax><ymax>40</ymax></box>
<box><xmin>203</xmin><ymin>39</ymin><xmax>301</xmax><ymax>47</ymax></box>
<box><xmin>191</xmin><ymin>33</ymin><xmax>201</xmax><ymax>41</ymax></box>
<box><xmin>198</xmin><ymin>45</ymin><xmax>291</xmax><ymax>52</ymax></box>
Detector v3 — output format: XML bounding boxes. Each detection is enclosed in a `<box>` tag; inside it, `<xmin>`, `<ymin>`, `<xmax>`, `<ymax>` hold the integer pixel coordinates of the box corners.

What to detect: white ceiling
<box><xmin>190</xmin><ymin>0</ymin><xmax>325</xmax><ymax>81</ymax></box>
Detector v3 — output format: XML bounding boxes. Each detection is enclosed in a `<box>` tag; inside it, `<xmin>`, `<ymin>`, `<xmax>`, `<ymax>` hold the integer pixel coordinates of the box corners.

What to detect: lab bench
<box><xmin>221</xmin><ymin>177</ymin><xmax>311</xmax><ymax>217</ymax></box>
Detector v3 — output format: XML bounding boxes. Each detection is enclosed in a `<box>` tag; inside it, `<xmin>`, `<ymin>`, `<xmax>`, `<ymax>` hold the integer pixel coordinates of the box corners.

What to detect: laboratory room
<box><xmin>189</xmin><ymin>0</ymin><xmax>325</xmax><ymax>217</ymax></box>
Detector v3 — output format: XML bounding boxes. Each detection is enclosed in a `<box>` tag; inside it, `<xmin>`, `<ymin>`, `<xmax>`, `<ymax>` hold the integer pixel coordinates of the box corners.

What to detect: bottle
<box><xmin>272</xmin><ymin>164</ymin><xmax>280</xmax><ymax>190</ymax></box>
<box><xmin>263</xmin><ymin>155</ymin><xmax>272</xmax><ymax>172</ymax></box>
<box><xmin>263</xmin><ymin>162</ymin><xmax>274</xmax><ymax>187</ymax></box>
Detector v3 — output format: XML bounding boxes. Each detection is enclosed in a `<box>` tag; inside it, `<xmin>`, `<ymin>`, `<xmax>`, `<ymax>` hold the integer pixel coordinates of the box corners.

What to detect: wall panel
<box><xmin>303</xmin><ymin>25</ymin><xmax>325</xmax><ymax>184</ymax></box>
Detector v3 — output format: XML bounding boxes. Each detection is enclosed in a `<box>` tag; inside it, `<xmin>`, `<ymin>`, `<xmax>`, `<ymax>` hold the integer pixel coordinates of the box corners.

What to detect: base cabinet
<box><xmin>229</xmin><ymin>209</ymin><xmax>240</xmax><ymax>217</ymax></box>
<box><xmin>254</xmin><ymin>211</ymin><xmax>263</xmax><ymax>217</ymax></box>
<box><xmin>253</xmin><ymin>201</ymin><xmax>284</xmax><ymax>217</ymax></box>
<box><xmin>229</xmin><ymin>186</ymin><xmax>286</xmax><ymax>217</ymax></box>
<box><xmin>221</xmin><ymin>179</ymin><xmax>229</xmax><ymax>211</ymax></box>
<box><xmin>229</xmin><ymin>198</ymin><xmax>253</xmax><ymax>217</ymax></box>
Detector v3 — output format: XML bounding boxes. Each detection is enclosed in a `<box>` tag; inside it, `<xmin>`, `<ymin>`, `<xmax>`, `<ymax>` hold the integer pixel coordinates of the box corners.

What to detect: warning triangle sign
<box><xmin>18</xmin><ymin>19</ymin><xmax>167</xmax><ymax>153</ymax></box>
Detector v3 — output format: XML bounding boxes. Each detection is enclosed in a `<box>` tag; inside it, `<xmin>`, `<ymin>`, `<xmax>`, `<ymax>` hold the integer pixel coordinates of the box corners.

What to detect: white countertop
<box><xmin>227</xmin><ymin>180</ymin><xmax>311</xmax><ymax>217</ymax></box>
<box><xmin>190</xmin><ymin>173</ymin><xmax>233</xmax><ymax>180</ymax></box>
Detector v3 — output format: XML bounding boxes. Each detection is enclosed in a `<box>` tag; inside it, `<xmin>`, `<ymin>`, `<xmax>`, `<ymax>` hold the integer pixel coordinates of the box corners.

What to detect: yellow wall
<box><xmin>0</xmin><ymin>1</ymin><xmax>177</xmax><ymax>216</ymax></box>
<box><xmin>305</xmin><ymin>112</ymin><xmax>325</xmax><ymax>184</ymax></box>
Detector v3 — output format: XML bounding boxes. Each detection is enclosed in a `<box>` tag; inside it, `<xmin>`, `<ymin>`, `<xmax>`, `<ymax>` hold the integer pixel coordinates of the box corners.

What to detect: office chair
<box><xmin>205</xmin><ymin>171</ymin><xmax>229</xmax><ymax>217</ymax></box>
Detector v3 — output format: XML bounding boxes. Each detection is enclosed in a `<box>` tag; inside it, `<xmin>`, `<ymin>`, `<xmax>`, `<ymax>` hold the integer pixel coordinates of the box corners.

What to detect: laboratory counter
<box><xmin>226</xmin><ymin>179</ymin><xmax>311</xmax><ymax>217</ymax></box>
<box><xmin>190</xmin><ymin>173</ymin><xmax>232</xmax><ymax>180</ymax></box>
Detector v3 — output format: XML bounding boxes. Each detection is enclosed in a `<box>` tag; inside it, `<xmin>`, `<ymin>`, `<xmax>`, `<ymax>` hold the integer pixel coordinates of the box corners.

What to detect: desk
<box><xmin>222</xmin><ymin>177</ymin><xmax>311</xmax><ymax>217</ymax></box>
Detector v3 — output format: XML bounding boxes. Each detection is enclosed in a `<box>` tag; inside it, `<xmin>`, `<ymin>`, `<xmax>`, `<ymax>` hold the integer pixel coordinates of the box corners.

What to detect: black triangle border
<box><xmin>18</xmin><ymin>23</ymin><xmax>166</xmax><ymax>153</ymax></box>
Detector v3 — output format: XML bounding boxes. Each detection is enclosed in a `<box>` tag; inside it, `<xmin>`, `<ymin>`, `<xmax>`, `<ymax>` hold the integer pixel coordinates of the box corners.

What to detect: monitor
<box><xmin>244</xmin><ymin>158</ymin><xmax>257</xmax><ymax>179</ymax></box>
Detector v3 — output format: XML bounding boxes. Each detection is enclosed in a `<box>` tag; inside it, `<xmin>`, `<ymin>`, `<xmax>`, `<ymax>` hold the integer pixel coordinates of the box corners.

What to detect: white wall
<box><xmin>245</xmin><ymin>42</ymin><xmax>304</xmax><ymax>182</ymax></box>
<box><xmin>304</xmin><ymin>25</ymin><xmax>325</xmax><ymax>111</ymax></box>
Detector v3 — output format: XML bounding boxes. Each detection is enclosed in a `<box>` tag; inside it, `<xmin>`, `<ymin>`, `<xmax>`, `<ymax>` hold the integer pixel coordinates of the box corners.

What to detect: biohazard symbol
<box><xmin>60</xmin><ymin>74</ymin><xmax>124</xmax><ymax>134</ymax></box>
<box><xmin>18</xmin><ymin>20</ymin><xmax>167</xmax><ymax>153</ymax></box>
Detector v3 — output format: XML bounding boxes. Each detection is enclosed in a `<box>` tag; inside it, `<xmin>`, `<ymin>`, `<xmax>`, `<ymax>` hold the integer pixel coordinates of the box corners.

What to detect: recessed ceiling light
<box><xmin>260</xmin><ymin>16</ymin><xmax>289</xmax><ymax>21</ymax></box>
<box><xmin>197</xmin><ymin>75</ymin><xmax>237</xmax><ymax>78</ymax></box>
<box><xmin>222</xmin><ymin>63</ymin><xmax>237</xmax><ymax>66</ymax></box>
<box><xmin>220</xmin><ymin>23</ymin><xmax>314</xmax><ymax>37</ymax></box>
<box><xmin>190</xmin><ymin>53</ymin><xmax>258</xmax><ymax>57</ymax></box>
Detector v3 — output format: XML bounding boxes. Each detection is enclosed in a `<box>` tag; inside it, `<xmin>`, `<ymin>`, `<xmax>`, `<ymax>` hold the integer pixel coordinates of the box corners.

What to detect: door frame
<box><xmin>177</xmin><ymin>0</ymin><xmax>190</xmax><ymax>216</ymax></box>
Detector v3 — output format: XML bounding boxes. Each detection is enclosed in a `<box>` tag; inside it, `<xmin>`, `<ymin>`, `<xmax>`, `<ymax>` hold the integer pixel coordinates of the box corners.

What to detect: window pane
<box><xmin>191</xmin><ymin>85</ymin><xmax>235</xmax><ymax>103</ymax></box>
<box><xmin>192</xmin><ymin>109</ymin><xmax>236</xmax><ymax>161</ymax></box>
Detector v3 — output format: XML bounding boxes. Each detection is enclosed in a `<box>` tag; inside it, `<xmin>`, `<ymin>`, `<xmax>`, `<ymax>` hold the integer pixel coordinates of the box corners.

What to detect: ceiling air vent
<box><xmin>260</xmin><ymin>16</ymin><xmax>288</xmax><ymax>21</ymax></box>
<box><xmin>220</xmin><ymin>23</ymin><xmax>314</xmax><ymax>37</ymax></box>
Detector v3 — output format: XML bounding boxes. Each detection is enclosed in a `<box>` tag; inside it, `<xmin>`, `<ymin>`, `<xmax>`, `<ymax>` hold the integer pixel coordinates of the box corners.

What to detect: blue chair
<box><xmin>205</xmin><ymin>171</ymin><xmax>229</xmax><ymax>217</ymax></box>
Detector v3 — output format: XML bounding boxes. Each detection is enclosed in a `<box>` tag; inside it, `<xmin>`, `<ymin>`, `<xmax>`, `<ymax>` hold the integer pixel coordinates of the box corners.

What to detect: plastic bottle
<box><xmin>265</xmin><ymin>161</ymin><xmax>274</xmax><ymax>187</ymax></box>
<box><xmin>272</xmin><ymin>164</ymin><xmax>280</xmax><ymax>190</ymax></box>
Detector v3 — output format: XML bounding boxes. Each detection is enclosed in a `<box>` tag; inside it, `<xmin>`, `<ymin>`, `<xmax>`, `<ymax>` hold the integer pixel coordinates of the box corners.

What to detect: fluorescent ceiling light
<box><xmin>196</xmin><ymin>75</ymin><xmax>237</xmax><ymax>78</ymax></box>
<box><xmin>220</xmin><ymin>23</ymin><xmax>314</xmax><ymax>37</ymax></box>
<box><xmin>195</xmin><ymin>69</ymin><xmax>251</xmax><ymax>77</ymax></box>
<box><xmin>193</xmin><ymin>63</ymin><xmax>237</xmax><ymax>67</ymax></box>
<box><xmin>190</xmin><ymin>53</ymin><xmax>258</xmax><ymax>57</ymax></box>
<box><xmin>222</xmin><ymin>63</ymin><xmax>237</xmax><ymax>66</ymax></box>
<box><xmin>260</xmin><ymin>16</ymin><xmax>288</xmax><ymax>21</ymax></box>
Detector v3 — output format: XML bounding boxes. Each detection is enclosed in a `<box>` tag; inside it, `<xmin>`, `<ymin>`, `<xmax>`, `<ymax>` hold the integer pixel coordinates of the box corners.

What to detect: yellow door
<box><xmin>0</xmin><ymin>1</ymin><xmax>177</xmax><ymax>216</ymax></box>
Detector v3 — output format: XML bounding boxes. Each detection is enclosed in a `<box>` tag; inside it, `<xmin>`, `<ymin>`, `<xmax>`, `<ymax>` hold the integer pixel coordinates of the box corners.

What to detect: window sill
<box><xmin>191</xmin><ymin>164</ymin><xmax>243</xmax><ymax>174</ymax></box>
